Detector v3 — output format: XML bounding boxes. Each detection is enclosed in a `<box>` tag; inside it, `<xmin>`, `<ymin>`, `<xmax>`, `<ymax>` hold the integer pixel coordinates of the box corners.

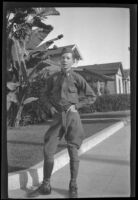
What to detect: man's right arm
<box><xmin>40</xmin><ymin>76</ymin><xmax>53</xmax><ymax>112</ymax></box>
<box><xmin>40</xmin><ymin>74</ymin><xmax>59</xmax><ymax>115</ymax></box>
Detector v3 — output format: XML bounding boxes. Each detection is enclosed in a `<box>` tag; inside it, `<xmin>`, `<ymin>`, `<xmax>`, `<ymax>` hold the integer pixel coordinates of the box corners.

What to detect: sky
<box><xmin>43</xmin><ymin>7</ymin><xmax>130</xmax><ymax>69</ymax></box>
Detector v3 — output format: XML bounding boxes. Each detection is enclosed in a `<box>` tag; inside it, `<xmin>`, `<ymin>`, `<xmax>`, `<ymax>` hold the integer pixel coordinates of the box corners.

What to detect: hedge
<box><xmin>21</xmin><ymin>93</ymin><xmax>130</xmax><ymax>125</ymax></box>
<box><xmin>91</xmin><ymin>94</ymin><xmax>130</xmax><ymax>112</ymax></box>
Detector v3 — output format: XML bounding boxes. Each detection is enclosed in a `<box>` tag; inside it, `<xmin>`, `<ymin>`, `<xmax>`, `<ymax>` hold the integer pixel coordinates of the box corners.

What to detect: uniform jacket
<box><xmin>41</xmin><ymin>69</ymin><xmax>96</xmax><ymax>113</ymax></box>
<box><xmin>41</xmin><ymin>69</ymin><xmax>97</xmax><ymax>148</ymax></box>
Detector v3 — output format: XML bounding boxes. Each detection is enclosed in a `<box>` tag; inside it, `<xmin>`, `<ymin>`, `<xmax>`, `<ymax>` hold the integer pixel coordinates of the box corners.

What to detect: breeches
<box><xmin>43</xmin><ymin>110</ymin><xmax>84</xmax><ymax>162</ymax></box>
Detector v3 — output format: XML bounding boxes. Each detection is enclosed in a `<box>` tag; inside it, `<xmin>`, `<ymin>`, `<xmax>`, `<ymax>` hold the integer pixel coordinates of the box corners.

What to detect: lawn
<box><xmin>7</xmin><ymin>120</ymin><xmax>117</xmax><ymax>172</ymax></box>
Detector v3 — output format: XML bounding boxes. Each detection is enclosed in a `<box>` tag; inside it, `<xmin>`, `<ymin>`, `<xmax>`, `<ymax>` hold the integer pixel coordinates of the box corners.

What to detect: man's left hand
<box><xmin>88</xmin><ymin>96</ymin><xmax>96</xmax><ymax>104</ymax></box>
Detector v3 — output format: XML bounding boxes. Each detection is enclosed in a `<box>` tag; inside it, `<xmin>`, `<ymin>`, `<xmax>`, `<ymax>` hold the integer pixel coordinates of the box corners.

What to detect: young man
<box><xmin>28</xmin><ymin>47</ymin><xmax>96</xmax><ymax>198</ymax></box>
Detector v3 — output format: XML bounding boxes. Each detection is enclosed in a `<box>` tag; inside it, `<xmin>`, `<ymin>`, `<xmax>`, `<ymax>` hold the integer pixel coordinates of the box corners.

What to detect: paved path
<box><xmin>9</xmin><ymin>124</ymin><xmax>130</xmax><ymax>198</ymax></box>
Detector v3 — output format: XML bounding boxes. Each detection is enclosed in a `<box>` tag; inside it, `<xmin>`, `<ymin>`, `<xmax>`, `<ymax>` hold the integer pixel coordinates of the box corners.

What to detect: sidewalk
<box><xmin>9</xmin><ymin>123</ymin><xmax>130</xmax><ymax>198</ymax></box>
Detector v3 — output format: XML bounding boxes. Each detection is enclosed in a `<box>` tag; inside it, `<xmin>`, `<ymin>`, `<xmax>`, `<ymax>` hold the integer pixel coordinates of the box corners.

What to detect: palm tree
<box><xmin>6</xmin><ymin>7</ymin><xmax>62</xmax><ymax>127</ymax></box>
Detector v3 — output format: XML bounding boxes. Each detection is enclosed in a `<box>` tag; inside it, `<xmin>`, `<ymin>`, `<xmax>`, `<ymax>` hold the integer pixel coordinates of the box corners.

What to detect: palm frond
<box><xmin>25</xmin><ymin>27</ymin><xmax>53</xmax><ymax>51</ymax></box>
<box><xmin>32</xmin><ymin>7</ymin><xmax>60</xmax><ymax>19</ymax></box>
<box><xmin>23</xmin><ymin>97</ymin><xmax>38</xmax><ymax>105</ymax></box>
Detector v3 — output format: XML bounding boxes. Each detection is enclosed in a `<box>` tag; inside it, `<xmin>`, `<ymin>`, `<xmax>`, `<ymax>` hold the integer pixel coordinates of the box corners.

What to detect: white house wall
<box><xmin>127</xmin><ymin>79</ymin><xmax>130</xmax><ymax>93</ymax></box>
<box><xmin>115</xmin><ymin>73</ymin><xmax>123</xmax><ymax>94</ymax></box>
<box><xmin>106</xmin><ymin>80</ymin><xmax>116</xmax><ymax>94</ymax></box>
<box><xmin>117</xmin><ymin>68</ymin><xmax>122</xmax><ymax>76</ymax></box>
<box><xmin>123</xmin><ymin>78</ymin><xmax>130</xmax><ymax>94</ymax></box>
<box><xmin>106</xmin><ymin>68</ymin><xmax>124</xmax><ymax>94</ymax></box>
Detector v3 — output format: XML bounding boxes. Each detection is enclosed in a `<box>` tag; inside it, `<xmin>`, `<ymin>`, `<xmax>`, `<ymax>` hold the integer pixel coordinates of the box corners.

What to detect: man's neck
<box><xmin>61</xmin><ymin>68</ymin><xmax>72</xmax><ymax>76</ymax></box>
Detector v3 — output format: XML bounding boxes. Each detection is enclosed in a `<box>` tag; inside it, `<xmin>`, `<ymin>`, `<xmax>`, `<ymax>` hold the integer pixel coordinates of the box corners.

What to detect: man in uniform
<box><xmin>28</xmin><ymin>47</ymin><xmax>96</xmax><ymax>198</ymax></box>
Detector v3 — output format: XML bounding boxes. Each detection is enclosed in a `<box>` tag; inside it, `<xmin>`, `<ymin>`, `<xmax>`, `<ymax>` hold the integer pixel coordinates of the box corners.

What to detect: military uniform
<box><xmin>27</xmin><ymin>46</ymin><xmax>97</xmax><ymax>198</ymax></box>
<box><xmin>41</xmin><ymin>68</ymin><xmax>96</xmax><ymax>182</ymax></box>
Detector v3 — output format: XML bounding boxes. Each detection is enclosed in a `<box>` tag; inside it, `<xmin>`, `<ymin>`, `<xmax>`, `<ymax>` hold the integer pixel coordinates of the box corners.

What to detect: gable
<box><xmin>117</xmin><ymin>68</ymin><xmax>123</xmax><ymax>76</ymax></box>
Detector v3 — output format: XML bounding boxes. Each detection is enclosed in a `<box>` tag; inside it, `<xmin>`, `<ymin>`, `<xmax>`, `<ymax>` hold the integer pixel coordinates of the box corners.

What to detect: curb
<box><xmin>8</xmin><ymin>121</ymin><xmax>125</xmax><ymax>191</ymax></box>
<box><xmin>80</xmin><ymin>110</ymin><xmax>130</xmax><ymax>118</ymax></box>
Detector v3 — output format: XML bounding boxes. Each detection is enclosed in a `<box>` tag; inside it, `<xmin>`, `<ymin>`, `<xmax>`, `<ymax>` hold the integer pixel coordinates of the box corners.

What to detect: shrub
<box><xmin>21</xmin><ymin>101</ymin><xmax>49</xmax><ymax>126</ymax></box>
<box><xmin>78</xmin><ymin>104</ymin><xmax>94</xmax><ymax>114</ymax></box>
<box><xmin>20</xmin><ymin>77</ymin><xmax>50</xmax><ymax>125</ymax></box>
<box><xmin>92</xmin><ymin>94</ymin><xmax>130</xmax><ymax>112</ymax></box>
<box><xmin>21</xmin><ymin>84</ymin><xmax>131</xmax><ymax>124</ymax></box>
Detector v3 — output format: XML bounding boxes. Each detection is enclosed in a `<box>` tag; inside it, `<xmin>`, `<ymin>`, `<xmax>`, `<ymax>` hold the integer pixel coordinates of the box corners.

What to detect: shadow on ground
<box><xmin>80</xmin><ymin>154</ymin><xmax>130</xmax><ymax>166</ymax></box>
<box><xmin>21</xmin><ymin>185</ymin><xmax>69</xmax><ymax>198</ymax></box>
<box><xmin>8</xmin><ymin>166</ymin><xmax>26</xmax><ymax>172</ymax></box>
<box><xmin>51</xmin><ymin>187</ymin><xmax>69</xmax><ymax>198</ymax></box>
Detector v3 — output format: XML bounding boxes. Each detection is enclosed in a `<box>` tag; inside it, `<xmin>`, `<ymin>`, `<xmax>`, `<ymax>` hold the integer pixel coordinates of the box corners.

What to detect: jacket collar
<box><xmin>61</xmin><ymin>68</ymin><xmax>73</xmax><ymax>77</ymax></box>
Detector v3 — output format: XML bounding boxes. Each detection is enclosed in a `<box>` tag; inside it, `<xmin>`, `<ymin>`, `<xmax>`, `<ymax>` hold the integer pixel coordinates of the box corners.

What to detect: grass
<box><xmin>8</xmin><ymin>121</ymin><xmax>117</xmax><ymax>173</ymax></box>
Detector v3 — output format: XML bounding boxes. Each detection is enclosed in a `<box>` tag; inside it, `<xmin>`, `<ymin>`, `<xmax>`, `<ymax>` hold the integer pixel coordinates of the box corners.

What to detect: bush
<box><xmin>78</xmin><ymin>104</ymin><xmax>94</xmax><ymax>114</ymax></box>
<box><xmin>92</xmin><ymin>94</ymin><xmax>130</xmax><ymax>112</ymax></box>
<box><xmin>20</xmin><ymin>77</ymin><xmax>50</xmax><ymax>126</ymax></box>
<box><xmin>21</xmin><ymin>100</ymin><xmax>50</xmax><ymax>126</ymax></box>
<box><xmin>21</xmin><ymin>78</ymin><xmax>131</xmax><ymax>124</ymax></box>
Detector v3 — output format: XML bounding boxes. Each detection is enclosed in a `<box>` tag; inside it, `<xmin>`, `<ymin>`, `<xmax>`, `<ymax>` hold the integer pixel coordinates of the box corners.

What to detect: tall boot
<box><xmin>70</xmin><ymin>160</ymin><xmax>79</xmax><ymax>181</ymax></box>
<box><xmin>43</xmin><ymin>159</ymin><xmax>54</xmax><ymax>181</ymax></box>
<box><xmin>27</xmin><ymin>179</ymin><xmax>52</xmax><ymax>197</ymax></box>
<box><xmin>69</xmin><ymin>160</ymin><xmax>79</xmax><ymax>198</ymax></box>
<box><xmin>27</xmin><ymin>160</ymin><xmax>53</xmax><ymax>197</ymax></box>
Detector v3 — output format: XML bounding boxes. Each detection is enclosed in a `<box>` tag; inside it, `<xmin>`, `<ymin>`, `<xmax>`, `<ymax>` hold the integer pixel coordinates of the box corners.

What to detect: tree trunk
<box><xmin>7</xmin><ymin>103</ymin><xmax>18</xmax><ymax>127</ymax></box>
<box><xmin>14</xmin><ymin>92</ymin><xmax>26</xmax><ymax>127</ymax></box>
<box><xmin>14</xmin><ymin>103</ymin><xmax>24</xmax><ymax>127</ymax></box>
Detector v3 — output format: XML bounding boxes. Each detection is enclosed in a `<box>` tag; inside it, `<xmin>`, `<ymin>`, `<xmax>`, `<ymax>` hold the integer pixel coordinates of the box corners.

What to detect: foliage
<box><xmin>20</xmin><ymin>90</ymin><xmax>130</xmax><ymax>125</ymax></box>
<box><xmin>79</xmin><ymin>94</ymin><xmax>130</xmax><ymax>113</ymax></box>
<box><xmin>6</xmin><ymin>7</ymin><xmax>61</xmax><ymax>127</ymax></box>
<box><xmin>78</xmin><ymin>96</ymin><xmax>96</xmax><ymax>114</ymax></box>
<box><xmin>92</xmin><ymin>94</ymin><xmax>130</xmax><ymax>112</ymax></box>
<box><xmin>20</xmin><ymin>77</ymin><xmax>50</xmax><ymax>126</ymax></box>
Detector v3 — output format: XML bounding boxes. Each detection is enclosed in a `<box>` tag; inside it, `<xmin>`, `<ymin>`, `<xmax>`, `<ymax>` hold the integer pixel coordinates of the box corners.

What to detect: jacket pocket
<box><xmin>68</xmin><ymin>86</ymin><xmax>77</xmax><ymax>93</ymax></box>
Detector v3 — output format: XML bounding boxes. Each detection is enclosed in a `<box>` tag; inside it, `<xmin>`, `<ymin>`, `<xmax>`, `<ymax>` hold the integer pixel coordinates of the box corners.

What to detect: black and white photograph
<box><xmin>2</xmin><ymin>3</ymin><xmax>136</xmax><ymax>198</ymax></box>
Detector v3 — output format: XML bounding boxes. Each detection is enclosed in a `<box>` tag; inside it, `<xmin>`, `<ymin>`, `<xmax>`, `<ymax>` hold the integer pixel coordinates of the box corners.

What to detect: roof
<box><xmin>45</xmin><ymin>44</ymin><xmax>83</xmax><ymax>60</ymax></box>
<box><xmin>77</xmin><ymin>62</ymin><xmax>124</xmax><ymax>76</ymax></box>
<box><xmin>74</xmin><ymin>68</ymin><xmax>114</xmax><ymax>81</ymax></box>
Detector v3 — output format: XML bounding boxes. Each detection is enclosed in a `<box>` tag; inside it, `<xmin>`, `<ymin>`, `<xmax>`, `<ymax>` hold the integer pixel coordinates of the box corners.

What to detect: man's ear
<box><xmin>71</xmin><ymin>63</ymin><xmax>77</xmax><ymax>68</ymax></box>
<box><xmin>71</xmin><ymin>59</ymin><xmax>78</xmax><ymax>68</ymax></box>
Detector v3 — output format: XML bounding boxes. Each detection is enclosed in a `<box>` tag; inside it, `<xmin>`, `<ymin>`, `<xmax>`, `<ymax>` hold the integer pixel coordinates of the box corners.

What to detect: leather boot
<box><xmin>69</xmin><ymin>180</ymin><xmax>78</xmax><ymax>198</ymax></box>
<box><xmin>27</xmin><ymin>180</ymin><xmax>51</xmax><ymax>197</ymax></box>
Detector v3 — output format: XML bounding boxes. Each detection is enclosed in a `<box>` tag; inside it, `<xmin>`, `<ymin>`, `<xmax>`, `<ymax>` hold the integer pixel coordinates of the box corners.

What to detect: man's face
<box><xmin>60</xmin><ymin>53</ymin><xmax>74</xmax><ymax>71</ymax></box>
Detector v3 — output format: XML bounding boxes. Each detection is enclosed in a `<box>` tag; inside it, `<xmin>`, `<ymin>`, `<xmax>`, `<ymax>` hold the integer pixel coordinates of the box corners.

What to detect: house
<box><xmin>36</xmin><ymin>44</ymin><xmax>114</xmax><ymax>95</ymax></box>
<box><xmin>77</xmin><ymin>62</ymin><xmax>126</xmax><ymax>94</ymax></box>
<box><xmin>123</xmin><ymin>69</ymin><xmax>130</xmax><ymax>94</ymax></box>
<box><xmin>73</xmin><ymin>67</ymin><xmax>114</xmax><ymax>95</ymax></box>
<box><xmin>31</xmin><ymin>43</ymin><xmax>129</xmax><ymax>95</ymax></box>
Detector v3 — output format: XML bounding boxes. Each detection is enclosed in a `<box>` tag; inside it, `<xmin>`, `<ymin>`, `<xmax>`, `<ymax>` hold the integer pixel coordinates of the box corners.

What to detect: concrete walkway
<box><xmin>9</xmin><ymin>123</ymin><xmax>130</xmax><ymax>198</ymax></box>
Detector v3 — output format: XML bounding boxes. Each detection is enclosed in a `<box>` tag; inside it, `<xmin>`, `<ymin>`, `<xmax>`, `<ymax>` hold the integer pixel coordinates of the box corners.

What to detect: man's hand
<box><xmin>50</xmin><ymin>106</ymin><xmax>58</xmax><ymax>116</ymax></box>
<box><xmin>68</xmin><ymin>105</ymin><xmax>77</xmax><ymax>112</ymax></box>
<box><xmin>88</xmin><ymin>96</ymin><xmax>97</xmax><ymax>104</ymax></box>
